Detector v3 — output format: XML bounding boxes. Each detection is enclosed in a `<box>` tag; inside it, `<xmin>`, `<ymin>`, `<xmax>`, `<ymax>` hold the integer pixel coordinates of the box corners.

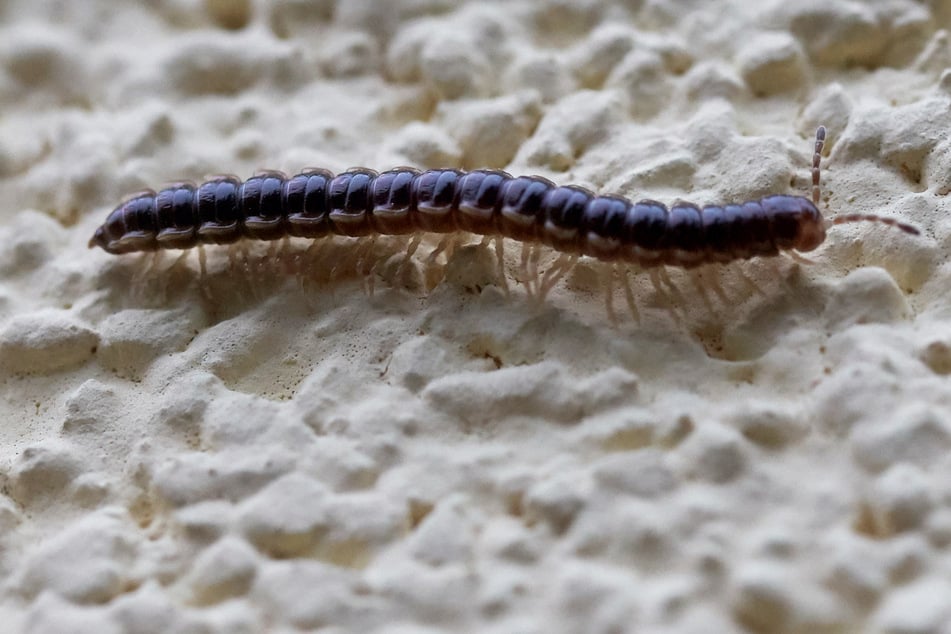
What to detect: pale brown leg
<box><xmin>428</xmin><ymin>236</ymin><xmax>451</xmax><ymax>265</ymax></box>
<box><xmin>239</xmin><ymin>242</ymin><xmax>261</xmax><ymax>300</ymax></box>
<box><xmin>131</xmin><ymin>252</ymin><xmax>154</xmax><ymax>294</ymax></box>
<box><xmin>493</xmin><ymin>236</ymin><xmax>510</xmax><ymax>295</ymax></box>
<box><xmin>299</xmin><ymin>241</ymin><xmax>319</xmax><ymax>292</ymax></box>
<box><xmin>424</xmin><ymin>236</ymin><xmax>455</xmax><ymax>289</ymax></box>
<box><xmin>443</xmin><ymin>235</ymin><xmax>459</xmax><ymax>262</ymax></box>
<box><xmin>278</xmin><ymin>236</ymin><xmax>291</xmax><ymax>274</ymax></box>
<box><xmin>621</xmin><ymin>266</ymin><xmax>640</xmax><ymax>323</ymax></box>
<box><xmin>526</xmin><ymin>244</ymin><xmax>542</xmax><ymax>299</ymax></box>
<box><xmin>530</xmin><ymin>244</ymin><xmax>541</xmax><ymax>285</ymax></box>
<box><xmin>160</xmin><ymin>249</ymin><xmax>191</xmax><ymax>302</ymax></box>
<box><xmin>359</xmin><ymin>236</ymin><xmax>379</xmax><ymax>296</ymax></box>
<box><xmin>602</xmin><ymin>264</ymin><xmax>618</xmax><ymax>325</ymax></box>
<box><xmin>235</xmin><ymin>242</ymin><xmax>253</xmax><ymax>294</ymax></box>
<box><xmin>266</xmin><ymin>240</ymin><xmax>278</xmax><ymax>272</ymax></box>
<box><xmin>147</xmin><ymin>250</ymin><xmax>163</xmax><ymax>275</ymax></box>
<box><xmin>733</xmin><ymin>265</ymin><xmax>763</xmax><ymax>299</ymax></box>
<box><xmin>194</xmin><ymin>246</ymin><xmax>218</xmax><ymax>304</ymax></box>
<box><xmin>705</xmin><ymin>264</ymin><xmax>731</xmax><ymax>305</ymax></box>
<box><xmin>649</xmin><ymin>268</ymin><xmax>683</xmax><ymax>325</ymax></box>
<box><xmin>518</xmin><ymin>242</ymin><xmax>533</xmax><ymax>297</ymax></box>
<box><xmin>367</xmin><ymin>255</ymin><xmax>385</xmax><ymax>297</ymax></box>
<box><xmin>397</xmin><ymin>234</ymin><xmax>421</xmax><ymax>280</ymax></box>
<box><xmin>787</xmin><ymin>251</ymin><xmax>817</xmax><ymax>266</ymax></box>
<box><xmin>659</xmin><ymin>267</ymin><xmax>686</xmax><ymax>306</ymax></box>
<box><xmin>328</xmin><ymin>241</ymin><xmax>345</xmax><ymax>286</ymax></box>
<box><xmin>688</xmin><ymin>268</ymin><xmax>716</xmax><ymax>314</ymax></box>
<box><xmin>539</xmin><ymin>253</ymin><xmax>574</xmax><ymax>300</ymax></box>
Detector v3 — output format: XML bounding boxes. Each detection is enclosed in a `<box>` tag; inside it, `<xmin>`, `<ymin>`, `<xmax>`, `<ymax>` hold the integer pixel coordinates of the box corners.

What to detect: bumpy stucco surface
<box><xmin>1</xmin><ymin>1</ymin><xmax>950</xmax><ymax>632</ymax></box>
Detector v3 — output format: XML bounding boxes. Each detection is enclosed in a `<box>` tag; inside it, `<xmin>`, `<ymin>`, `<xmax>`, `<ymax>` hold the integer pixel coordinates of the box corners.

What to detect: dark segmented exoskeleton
<box><xmin>90</xmin><ymin>127</ymin><xmax>919</xmax><ymax>270</ymax></box>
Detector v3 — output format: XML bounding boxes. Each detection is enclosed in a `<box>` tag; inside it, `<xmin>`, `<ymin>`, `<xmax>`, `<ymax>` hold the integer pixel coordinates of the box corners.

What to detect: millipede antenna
<box><xmin>812</xmin><ymin>125</ymin><xmax>825</xmax><ymax>205</ymax></box>
<box><xmin>830</xmin><ymin>214</ymin><xmax>920</xmax><ymax>235</ymax></box>
<box><xmin>816</xmin><ymin>126</ymin><xmax>921</xmax><ymax>236</ymax></box>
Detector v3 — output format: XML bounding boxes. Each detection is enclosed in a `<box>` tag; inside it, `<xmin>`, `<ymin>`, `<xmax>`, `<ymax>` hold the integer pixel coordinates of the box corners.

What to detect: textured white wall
<box><xmin>0</xmin><ymin>0</ymin><xmax>949</xmax><ymax>632</ymax></box>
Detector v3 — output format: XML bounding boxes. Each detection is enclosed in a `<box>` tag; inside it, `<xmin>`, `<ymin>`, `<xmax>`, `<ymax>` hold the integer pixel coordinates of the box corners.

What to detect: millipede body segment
<box><xmin>89</xmin><ymin>127</ymin><xmax>918</xmax><ymax>267</ymax></box>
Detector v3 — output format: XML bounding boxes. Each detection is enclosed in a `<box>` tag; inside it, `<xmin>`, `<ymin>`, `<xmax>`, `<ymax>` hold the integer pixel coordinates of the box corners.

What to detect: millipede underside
<box><xmin>116</xmin><ymin>228</ymin><xmax>798</xmax><ymax>333</ymax></box>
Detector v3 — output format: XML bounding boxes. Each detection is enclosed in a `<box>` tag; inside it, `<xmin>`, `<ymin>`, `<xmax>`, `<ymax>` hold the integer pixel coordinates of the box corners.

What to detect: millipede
<box><xmin>90</xmin><ymin>127</ymin><xmax>919</xmax><ymax>290</ymax></box>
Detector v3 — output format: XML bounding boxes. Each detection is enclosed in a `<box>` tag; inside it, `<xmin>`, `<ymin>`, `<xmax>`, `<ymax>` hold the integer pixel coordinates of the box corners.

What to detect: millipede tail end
<box><xmin>89</xmin><ymin>227</ymin><xmax>107</xmax><ymax>250</ymax></box>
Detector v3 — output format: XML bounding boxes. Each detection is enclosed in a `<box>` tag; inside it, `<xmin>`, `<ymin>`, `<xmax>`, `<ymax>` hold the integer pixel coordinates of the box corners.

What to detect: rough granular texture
<box><xmin>0</xmin><ymin>1</ymin><xmax>949</xmax><ymax>632</ymax></box>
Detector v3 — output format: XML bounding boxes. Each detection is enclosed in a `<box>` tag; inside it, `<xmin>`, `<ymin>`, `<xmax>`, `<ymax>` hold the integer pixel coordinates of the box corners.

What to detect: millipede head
<box><xmin>780</xmin><ymin>126</ymin><xmax>830</xmax><ymax>253</ymax></box>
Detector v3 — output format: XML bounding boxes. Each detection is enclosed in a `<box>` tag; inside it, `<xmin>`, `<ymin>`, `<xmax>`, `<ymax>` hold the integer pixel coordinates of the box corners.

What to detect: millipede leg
<box><xmin>131</xmin><ymin>252</ymin><xmax>155</xmax><ymax>292</ymax></box>
<box><xmin>278</xmin><ymin>236</ymin><xmax>291</xmax><ymax>274</ymax></box>
<box><xmin>226</xmin><ymin>244</ymin><xmax>238</xmax><ymax>275</ymax></box>
<box><xmin>528</xmin><ymin>244</ymin><xmax>542</xmax><ymax>298</ymax></box>
<box><xmin>130</xmin><ymin>252</ymin><xmax>146</xmax><ymax>290</ymax></box>
<box><xmin>649</xmin><ymin>268</ymin><xmax>683</xmax><ymax>325</ymax></box>
<box><xmin>266</xmin><ymin>241</ymin><xmax>279</xmax><ymax>276</ymax></box>
<box><xmin>602</xmin><ymin>264</ymin><xmax>618</xmax><ymax>325</ymax></box>
<box><xmin>493</xmin><ymin>236</ymin><xmax>510</xmax><ymax>295</ymax></box>
<box><xmin>290</xmin><ymin>240</ymin><xmax>302</xmax><ymax>279</ymax></box>
<box><xmin>539</xmin><ymin>253</ymin><xmax>573</xmax><ymax>300</ymax></box>
<box><xmin>621</xmin><ymin>266</ymin><xmax>640</xmax><ymax>323</ymax></box>
<box><xmin>518</xmin><ymin>242</ymin><xmax>533</xmax><ymax>297</ymax></box>
<box><xmin>154</xmin><ymin>251</ymin><xmax>173</xmax><ymax>302</ymax></box>
<box><xmin>153</xmin><ymin>250</ymin><xmax>184</xmax><ymax>304</ymax></box>
<box><xmin>197</xmin><ymin>245</ymin><xmax>207</xmax><ymax>279</ymax></box>
<box><xmin>659</xmin><ymin>267</ymin><xmax>686</xmax><ymax>305</ymax></box>
<box><xmin>328</xmin><ymin>242</ymin><xmax>345</xmax><ymax>286</ymax></box>
<box><xmin>232</xmin><ymin>242</ymin><xmax>255</xmax><ymax>298</ymax></box>
<box><xmin>399</xmin><ymin>234</ymin><xmax>421</xmax><ymax>272</ymax></box>
<box><xmin>689</xmin><ymin>269</ymin><xmax>716</xmax><ymax>314</ymax></box>
<box><xmin>706</xmin><ymin>265</ymin><xmax>731</xmax><ymax>305</ymax></box>
<box><xmin>196</xmin><ymin>246</ymin><xmax>208</xmax><ymax>296</ymax></box>
<box><xmin>446</xmin><ymin>235</ymin><xmax>461</xmax><ymax>263</ymax></box>
<box><xmin>195</xmin><ymin>246</ymin><xmax>216</xmax><ymax>303</ymax></box>
<box><xmin>170</xmin><ymin>250</ymin><xmax>188</xmax><ymax>270</ymax></box>
<box><xmin>352</xmin><ymin>237</ymin><xmax>369</xmax><ymax>278</ymax></box>
<box><xmin>240</xmin><ymin>242</ymin><xmax>262</xmax><ymax>300</ymax></box>
<box><xmin>359</xmin><ymin>237</ymin><xmax>379</xmax><ymax>296</ymax></box>
<box><xmin>405</xmin><ymin>234</ymin><xmax>422</xmax><ymax>258</ymax></box>
<box><xmin>648</xmin><ymin>268</ymin><xmax>666</xmax><ymax>303</ymax></box>
<box><xmin>367</xmin><ymin>254</ymin><xmax>386</xmax><ymax>297</ymax></box>
<box><xmin>427</xmin><ymin>236</ymin><xmax>451</xmax><ymax>264</ymax></box>
<box><xmin>354</xmin><ymin>240</ymin><xmax>368</xmax><ymax>292</ymax></box>
<box><xmin>424</xmin><ymin>236</ymin><xmax>454</xmax><ymax>289</ymax></box>
<box><xmin>787</xmin><ymin>251</ymin><xmax>817</xmax><ymax>266</ymax></box>
<box><xmin>147</xmin><ymin>250</ymin><xmax>163</xmax><ymax>277</ymax></box>
<box><xmin>395</xmin><ymin>234</ymin><xmax>422</xmax><ymax>289</ymax></box>
<box><xmin>299</xmin><ymin>240</ymin><xmax>322</xmax><ymax>292</ymax></box>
